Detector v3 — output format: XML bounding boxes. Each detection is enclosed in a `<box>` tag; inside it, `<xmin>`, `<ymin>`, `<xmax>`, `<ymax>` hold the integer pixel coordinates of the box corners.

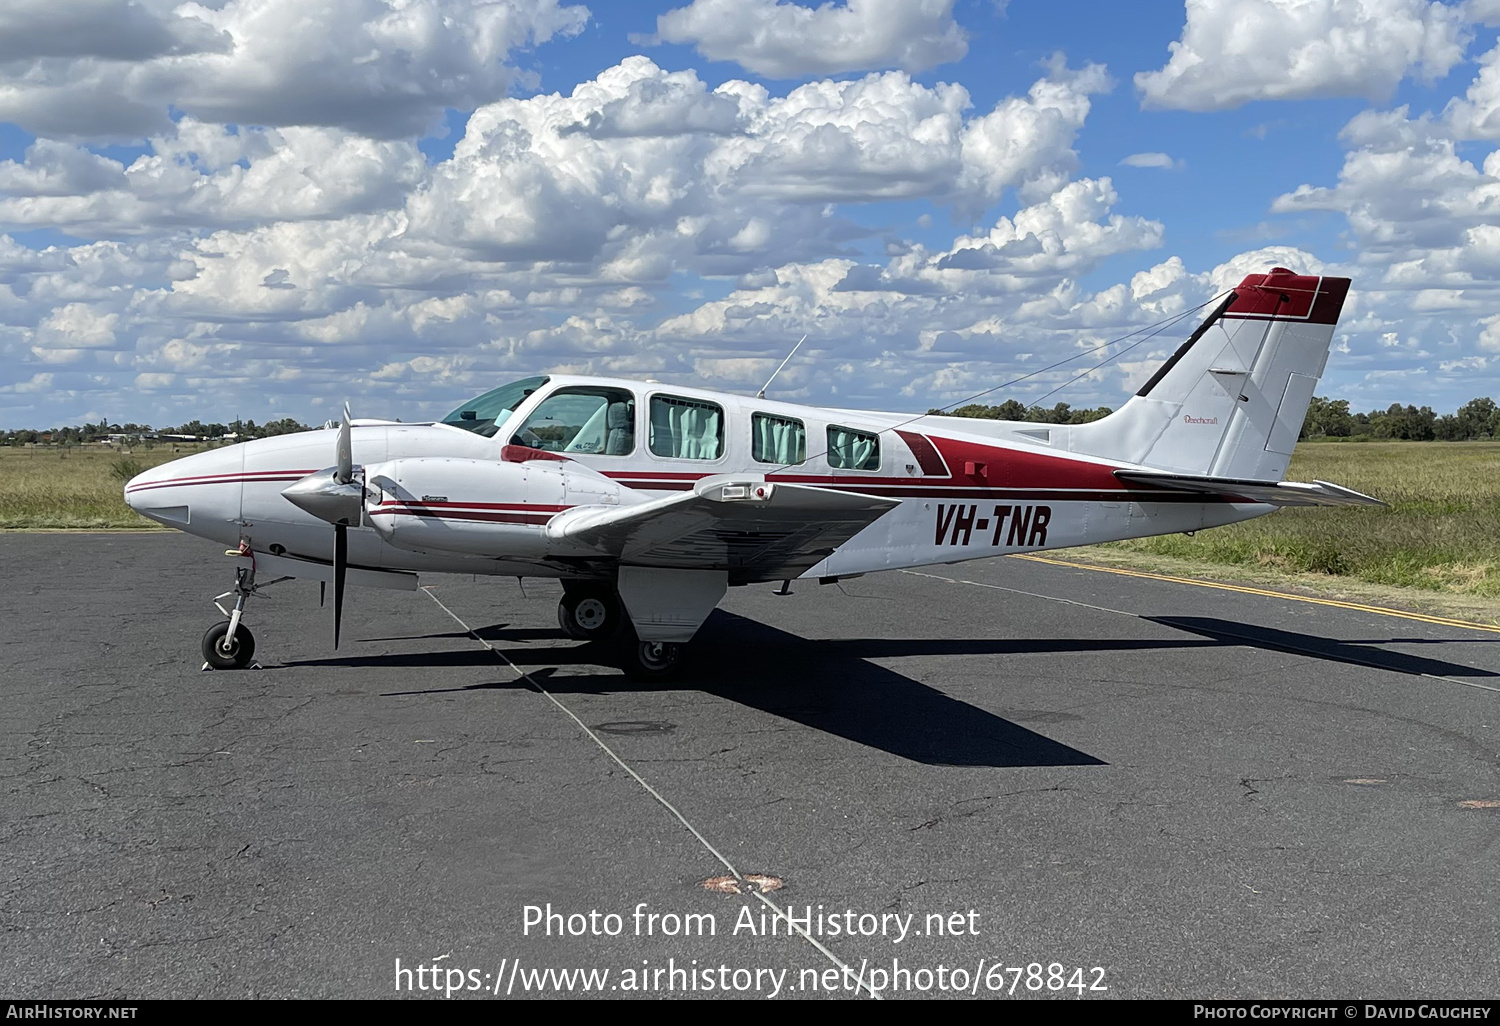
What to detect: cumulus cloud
<box><xmin>36</xmin><ymin>302</ymin><xmax>119</xmax><ymax>347</ymax></box>
<box><xmin>956</xmin><ymin>57</ymin><xmax>1111</xmax><ymax>208</ymax></box>
<box><xmin>652</xmin><ymin>179</ymin><xmax>1170</xmax><ymax>402</ymax></box>
<box><xmin>1271</xmin><ymin>109</ymin><xmax>1500</xmax><ymax>259</ymax></box>
<box><xmin>0</xmin><ymin>0</ymin><xmax>589</xmax><ymax>138</ymax></box>
<box><xmin>2</xmin><ymin>17</ymin><xmax>1463</xmax><ymax>430</ymax></box>
<box><xmin>0</xmin><ymin>0</ymin><xmax>224</xmax><ymax>64</ymax></box>
<box><xmin>929</xmin><ymin>178</ymin><xmax>1163</xmax><ymax>278</ymax></box>
<box><xmin>1119</xmin><ymin>152</ymin><xmax>1181</xmax><ymax>169</ymax></box>
<box><xmin>1136</xmin><ymin>0</ymin><xmax>1470</xmax><ymax>111</ymax></box>
<box><xmin>401</xmin><ymin>56</ymin><xmax>1106</xmax><ymax>271</ymax></box>
<box><xmin>1440</xmin><ymin>39</ymin><xmax>1500</xmax><ymax>139</ymax></box>
<box><xmin>1258</xmin><ymin>52</ymin><xmax>1500</xmax><ymax>404</ymax></box>
<box><xmin>654</xmin><ymin>0</ymin><xmax>967</xmax><ymax>78</ymax></box>
<box><xmin>0</xmin><ymin>123</ymin><xmax>426</xmax><ymax>236</ymax></box>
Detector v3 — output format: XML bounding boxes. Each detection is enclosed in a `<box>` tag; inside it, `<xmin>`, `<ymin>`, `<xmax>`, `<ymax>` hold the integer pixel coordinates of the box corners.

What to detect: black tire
<box><xmin>623</xmin><ymin>639</ymin><xmax>684</xmax><ymax>682</ymax></box>
<box><xmin>557</xmin><ymin>600</ymin><xmax>587</xmax><ymax>640</ymax></box>
<box><xmin>559</xmin><ymin>588</ymin><xmax>621</xmax><ymax>641</ymax></box>
<box><xmin>202</xmin><ymin>621</ymin><xmax>255</xmax><ymax>670</ymax></box>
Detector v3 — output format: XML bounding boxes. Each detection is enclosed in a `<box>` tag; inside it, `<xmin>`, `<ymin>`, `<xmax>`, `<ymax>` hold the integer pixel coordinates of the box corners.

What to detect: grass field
<box><xmin>0</xmin><ymin>444</ymin><xmax>209</xmax><ymax>529</ymax></box>
<box><xmin>1071</xmin><ymin>441</ymin><xmax>1500</xmax><ymax>612</ymax></box>
<box><xmin>4</xmin><ymin>439</ymin><xmax>1499</xmax><ymax>617</ymax></box>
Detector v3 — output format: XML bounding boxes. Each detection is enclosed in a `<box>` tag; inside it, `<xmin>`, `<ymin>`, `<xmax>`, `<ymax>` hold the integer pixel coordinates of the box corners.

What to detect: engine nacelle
<box><xmin>362</xmin><ymin>457</ymin><xmax>627</xmax><ymax>557</ymax></box>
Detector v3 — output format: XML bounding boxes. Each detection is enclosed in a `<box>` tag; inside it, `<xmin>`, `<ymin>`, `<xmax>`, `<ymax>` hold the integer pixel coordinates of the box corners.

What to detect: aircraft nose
<box><xmin>123</xmin><ymin>463</ymin><xmax>168</xmax><ymax>513</ymax></box>
<box><xmin>123</xmin><ymin>446</ymin><xmax>244</xmax><ymax>529</ymax></box>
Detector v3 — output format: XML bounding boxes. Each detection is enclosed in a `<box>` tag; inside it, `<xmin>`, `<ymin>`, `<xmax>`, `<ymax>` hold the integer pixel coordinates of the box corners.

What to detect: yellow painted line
<box><xmin>1012</xmin><ymin>553</ymin><xmax>1500</xmax><ymax>635</ymax></box>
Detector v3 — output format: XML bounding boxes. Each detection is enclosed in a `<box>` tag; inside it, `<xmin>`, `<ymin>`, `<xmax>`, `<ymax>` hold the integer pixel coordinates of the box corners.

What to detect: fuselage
<box><xmin>124</xmin><ymin>373</ymin><xmax>1271</xmax><ymax>582</ymax></box>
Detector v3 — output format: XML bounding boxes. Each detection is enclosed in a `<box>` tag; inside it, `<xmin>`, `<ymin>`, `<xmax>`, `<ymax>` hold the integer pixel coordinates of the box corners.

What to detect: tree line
<box><xmin>930</xmin><ymin>400</ymin><xmax>1114</xmax><ymax>424</ymax></box>
<box><xmin>1300</xmin><ymin>397</ymin><xmax>1499</xmax><ymax>441</ymax></box>
<box><xmin>0</xmin><ymin>417</ymin><xmax>312</xmax><ymax>446</ymax></box>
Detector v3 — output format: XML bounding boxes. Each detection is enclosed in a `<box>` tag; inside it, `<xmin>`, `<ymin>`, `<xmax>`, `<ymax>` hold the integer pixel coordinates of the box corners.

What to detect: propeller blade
<box><xmin>335</xmin><ymin>401</ymin><xmax>353</xmax><ymax>485</ymax></box>
<box><xmin>333</xmin><ymin>522</ymin><xmax>347</xmax><ymax>649</ymax></box>
<box><xmin>319</xmin><ymin>581</ymin><xmax>326</xmax><ymax>607</ymax></box>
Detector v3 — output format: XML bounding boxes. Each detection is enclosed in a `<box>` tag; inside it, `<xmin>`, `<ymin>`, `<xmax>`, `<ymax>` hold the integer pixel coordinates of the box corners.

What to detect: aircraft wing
<box><xmin>1115</xmin><ymin>470</ymin><xmax>1385</xmax><ymax>507</ymax></box>
<box><xmin>544</xmin><ymin>477</ymin><xmax>898</xmax><ymax>582</ymax></box>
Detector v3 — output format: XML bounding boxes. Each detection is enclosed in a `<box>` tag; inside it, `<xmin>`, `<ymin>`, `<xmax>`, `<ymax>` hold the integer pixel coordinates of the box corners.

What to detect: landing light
<box><xmin>713</xmin><ymin>482</ymin><xmax>773</xmax><ymax>502</ymax></box>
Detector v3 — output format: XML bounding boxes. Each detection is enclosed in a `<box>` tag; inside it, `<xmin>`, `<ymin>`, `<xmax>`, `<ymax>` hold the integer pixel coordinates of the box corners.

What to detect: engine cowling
<box><xmin>362</xmin><ymin>457</ymin><xmax>628</xmax><ymax>557</ymax></box>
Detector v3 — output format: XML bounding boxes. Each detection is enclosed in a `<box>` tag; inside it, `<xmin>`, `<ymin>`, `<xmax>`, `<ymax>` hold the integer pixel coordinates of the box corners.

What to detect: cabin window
<box><xmin>752</xmin><ymin>413</ymin><xmax>806</xmax><ymax>465</ymax></box>
<box><xmin>513</xmin><ymin>387</ymin><xmax>635</xmax><ymax>456</ymax></box>
<box><xmin>649</xmin><ymin>395</ymin><xmax>723</xmax><ymax>460</ymax></box>
<box><xmin>827</xmin><ymin>425</ymin><xmax>880</xmax><ymax>471</ymax></box>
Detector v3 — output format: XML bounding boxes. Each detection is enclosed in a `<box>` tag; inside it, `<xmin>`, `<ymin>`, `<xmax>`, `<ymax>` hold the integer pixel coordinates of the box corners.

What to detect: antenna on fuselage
<box><xmin>756</xmin><ymin>334</ymin><xmax>808</xmax><ymax>399</ymax></box>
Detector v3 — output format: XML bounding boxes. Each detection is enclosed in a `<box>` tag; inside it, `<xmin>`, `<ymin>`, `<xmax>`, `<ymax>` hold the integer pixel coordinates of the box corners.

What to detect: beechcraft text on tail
<box><xmin>124</xmin><ymin>267</ymin><xmax>1382</xmax><ymax>679</ymax></box>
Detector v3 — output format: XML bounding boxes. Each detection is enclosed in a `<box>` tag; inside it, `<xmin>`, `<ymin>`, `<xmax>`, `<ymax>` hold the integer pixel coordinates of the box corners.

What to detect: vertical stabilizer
<box><xmin>1069</xmin><ymin>268</ymin><xmax>1351</xmax><ymax>481</ymax></box>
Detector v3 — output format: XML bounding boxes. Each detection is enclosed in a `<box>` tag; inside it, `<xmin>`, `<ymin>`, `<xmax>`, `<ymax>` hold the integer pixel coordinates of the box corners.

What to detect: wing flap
<box><xmin>546</xmin><ymin>477</ymin><xmax>898</xmax><ymax>581</ymax></box>
<box><xmin>1115</xmin><ymin>470</ymin><xmax>1385</xmax><ymax>507</ymax></box>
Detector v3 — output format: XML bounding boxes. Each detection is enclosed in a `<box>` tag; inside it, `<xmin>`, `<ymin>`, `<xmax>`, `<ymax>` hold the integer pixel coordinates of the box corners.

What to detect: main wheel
<box><xmin>202</xmin><ymin>621</ymin><xmax>255</xmax><ymax>670</ymax></box>
<box><xmin>558</xmin><ymin>588</ymin><xmax>621</xmax><ymax>641</ymax></box>
<box><xmin>624</xmin><ymin>639</ymin><xmax>684</xmax><ymax>682</ymax></box>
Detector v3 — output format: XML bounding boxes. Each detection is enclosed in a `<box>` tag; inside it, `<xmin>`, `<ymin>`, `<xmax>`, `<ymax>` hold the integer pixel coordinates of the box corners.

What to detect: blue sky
<box><xmin>2</xmin><ymin>0</ymin><xmax>1498</xmax><ymax>429</ymax></box>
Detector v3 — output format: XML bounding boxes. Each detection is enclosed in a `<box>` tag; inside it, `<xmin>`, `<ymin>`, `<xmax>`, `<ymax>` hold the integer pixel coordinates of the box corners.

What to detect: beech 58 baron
<box><xmin>126</xmin><ymin>267</ymin><xmax>1380</xmax><ymax>679</ymax></box>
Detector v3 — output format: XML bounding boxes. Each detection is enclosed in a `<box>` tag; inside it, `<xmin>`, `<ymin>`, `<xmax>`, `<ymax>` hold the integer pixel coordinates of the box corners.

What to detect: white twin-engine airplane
<box><xmin>126</xmin><ymin>267</ymin><xmax>1380</xmax><ymax>679</ymax></box>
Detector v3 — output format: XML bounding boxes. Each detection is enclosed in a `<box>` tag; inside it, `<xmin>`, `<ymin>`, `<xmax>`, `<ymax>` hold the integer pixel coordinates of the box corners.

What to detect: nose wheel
<box><xmin>557</xmin><ymin>585</ymin><xmax>622</xmax><ymax>641</ymax></box>
<box><xmin>202</xmin><ymin>621</ymin><xmax>256</xmax><ymax>670</ymax></box>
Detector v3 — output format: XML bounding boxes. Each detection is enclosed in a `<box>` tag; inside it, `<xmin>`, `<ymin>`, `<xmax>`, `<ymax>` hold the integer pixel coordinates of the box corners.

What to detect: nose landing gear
<box><xmin>201</xmin><ymin>558</ymin><xmax>291</xmax><ymax>670</ymax></box>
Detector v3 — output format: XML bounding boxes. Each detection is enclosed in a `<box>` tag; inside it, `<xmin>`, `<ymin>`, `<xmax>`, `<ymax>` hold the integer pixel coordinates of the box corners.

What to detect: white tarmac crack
<box><xmin>421</xmin><ymin>585</ymin><xmax>883</xmax><ymax>1000</ymax></box>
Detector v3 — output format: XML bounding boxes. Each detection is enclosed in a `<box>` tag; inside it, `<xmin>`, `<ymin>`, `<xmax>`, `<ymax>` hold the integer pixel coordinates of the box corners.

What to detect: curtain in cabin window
<box><xmin>827</xmin><ymin>425</ymin><xmax>879</xmax><ymax>470</ymax></box>
<box><xmin>752</xmin><ymin>413</ymin><xmax>806</xmax><ymax>464</ymax></box>
<box><xmin>649</xmin><ymin>395</ymin><xmax>723</xmax><ymax>460</ymax></box>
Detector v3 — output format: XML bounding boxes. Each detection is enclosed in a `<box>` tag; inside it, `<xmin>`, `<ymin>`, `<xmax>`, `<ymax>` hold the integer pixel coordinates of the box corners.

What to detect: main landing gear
<box><xmin>557</xmin><ymin>583</ymin><xmax>623</xmax><ymax>641</ymax></box>
<box><xmin>201</xmin><ymin>559</ymin><xmax>290</xmax><ymax>670</ymax></box>
<box><xmin>556</xmin><ymin>581</ymin><xmax>685</xmax><ymax>681</ymax></box>
<box><xmin>626</xmin><ymin>638</ymin><xmax>683</xmax><ymax>682</ymax></box>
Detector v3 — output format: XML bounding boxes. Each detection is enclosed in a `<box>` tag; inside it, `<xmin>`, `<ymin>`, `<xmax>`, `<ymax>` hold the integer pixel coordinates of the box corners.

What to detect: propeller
<box><xmin>332</xmin><ymin>402</ymin><xmax>352</xmax><ymax>648</ymax></box>
<box><xmin>333</xmin><ymin>514</ymin><xmax>348</xmax><ymax>648</ymax></box>
<box><xmin>281</xmin><ymin>402</ymin><xmax>362</xmax><ymax>648</ymax></box>
<box><xmin>335</xmin><ymin>401</ymin><xmax>354</xmax><ymax>485</ymax></box>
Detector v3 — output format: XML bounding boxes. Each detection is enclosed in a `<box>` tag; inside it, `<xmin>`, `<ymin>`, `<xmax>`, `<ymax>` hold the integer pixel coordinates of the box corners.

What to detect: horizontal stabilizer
<box><xmin>1115</xmin><ymin>470</ymin><xmax>1385</xmax><ymax>508</ymax></box>
<box><xmin>546</xmin><ymin>476</ymin><xmax>898</xmax><ymax>582</ymax></box>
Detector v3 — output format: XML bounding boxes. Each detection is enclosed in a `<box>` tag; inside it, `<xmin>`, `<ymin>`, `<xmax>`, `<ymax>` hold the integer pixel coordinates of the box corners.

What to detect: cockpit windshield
<box><xmin>440</xmin><ymin>376</ymin><xmax>549</xmax><ymax>437</ymax></box>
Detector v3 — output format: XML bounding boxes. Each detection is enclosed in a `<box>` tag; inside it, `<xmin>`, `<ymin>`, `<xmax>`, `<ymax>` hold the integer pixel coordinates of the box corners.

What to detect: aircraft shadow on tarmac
<box><xmin>285</xmin><ymin>607</ymin><xmax>1499</xmax><ymax>765</ymax></box>
<box><xmin>1147</xmin><ymin>616</ymin><xmax>1499</xmax><ymax>680</ymax></box>
<box><xmin>290</xmin><ymin>611</ymin><xmax>1178</xmax><ymax>768</ymax></box>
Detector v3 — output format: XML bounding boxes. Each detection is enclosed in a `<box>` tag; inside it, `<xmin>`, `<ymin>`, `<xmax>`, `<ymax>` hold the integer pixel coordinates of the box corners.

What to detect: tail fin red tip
<box><xmin>1226</xmin><ymin>269</ymin><xmax>1350</xmax><ymax>325</ymax></box>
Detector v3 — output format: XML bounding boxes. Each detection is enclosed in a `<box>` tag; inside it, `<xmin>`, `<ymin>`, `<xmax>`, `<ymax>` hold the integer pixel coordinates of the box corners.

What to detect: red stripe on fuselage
<box><xmin>369</xmin><ymin>507</ymin><xmax>553</xmax><ymax>525</ymax></box>
<box><xmin>372</xmin><ymin>499</ymin><xmax>570</xmax><ymax>513</ymax></box>
<box><xmin>601</xmin><ymin>441</ymin><xmax>1233</xmax><ymax>501</ymax></box>
<box><xmin>125</xmin><ymin>470</ymin><xmax>318</xmax><ymax>494</ymax></box>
